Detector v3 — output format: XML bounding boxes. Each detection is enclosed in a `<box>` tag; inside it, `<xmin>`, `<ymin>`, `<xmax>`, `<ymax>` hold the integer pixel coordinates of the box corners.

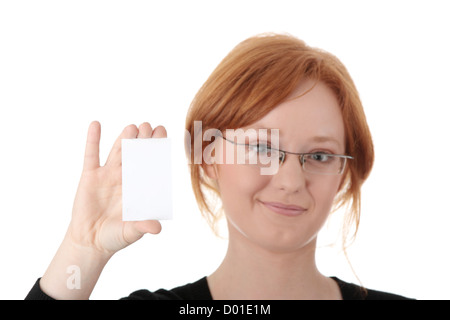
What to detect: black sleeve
<box><xmin>26</xmin><ymin>276</ymin><xmax>212</xmax><ymax>300</ymax></box>
<box><xmin>25</xmin><ymin>278</ymin><xmax>56</xmax><ymax>300</ymax></box>
<box><xmin>24</xmin><ymin>278</ymin><xmax>177</xmax><ymax>300</ymax></box>
<box><xmin>24</xmin><ymin>277</ymin><xmax>163</xmax><ymax>300</ymax></box>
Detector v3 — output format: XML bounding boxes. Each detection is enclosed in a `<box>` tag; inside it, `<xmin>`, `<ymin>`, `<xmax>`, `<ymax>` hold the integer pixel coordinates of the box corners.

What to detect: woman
<box><xmin>26</xmin><ymin>33</ymin><xmax>411</xmax><ymax>300</ymax></box>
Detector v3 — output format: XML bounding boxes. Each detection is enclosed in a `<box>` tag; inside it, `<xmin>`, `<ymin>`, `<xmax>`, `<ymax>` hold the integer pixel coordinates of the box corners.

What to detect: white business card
<box><xmin>121</xmin><ymin>138</ymin><xmax>173</xmax><ymax>221</ymax></box>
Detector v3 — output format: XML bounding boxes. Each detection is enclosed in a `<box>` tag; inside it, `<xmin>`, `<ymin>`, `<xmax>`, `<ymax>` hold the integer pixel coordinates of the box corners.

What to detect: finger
<box><xmin>137</xmin><ymin>122</ymin><xmax>153</xmax><ymax>139</ymax></box>
<box><xmin>105</xmin><ymin>124</ymin><xmax>139</xmax><ymax>167</ymax></box>
<box><xmin>151</xmin><ymin>125</ymin><xmax>168</xmax><ymax>139</ymax></box>
<box><xmin>83</xmin><ymin>121</ymin><xmax>101</xmax><ymax>171</ymax></box>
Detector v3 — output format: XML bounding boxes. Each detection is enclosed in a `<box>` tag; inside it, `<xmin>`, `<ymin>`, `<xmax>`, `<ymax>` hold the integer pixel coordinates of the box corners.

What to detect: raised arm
<box><xmin>37</xmin><ymin>121</ymin><xmax>166</xmax><ymax>299</ymax></box>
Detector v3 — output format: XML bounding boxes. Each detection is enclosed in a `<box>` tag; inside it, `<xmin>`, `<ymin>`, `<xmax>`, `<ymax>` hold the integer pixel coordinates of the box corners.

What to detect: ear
<box><xmin>202</xmin><ymin>163</ymin><xmax>218</xmax><ymax>180</ymax></box>
<box><xmin>201</xmin><ymin>137</ymin><xmax>221</xmax><ymax>180</ymax></box>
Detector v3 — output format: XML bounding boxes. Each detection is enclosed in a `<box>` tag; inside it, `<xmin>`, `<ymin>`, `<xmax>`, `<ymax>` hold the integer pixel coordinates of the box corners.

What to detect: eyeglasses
<box><xmin>221</xmin><ymin>136</ymin><xmax>353</xmax><ymax>175</ymax></box>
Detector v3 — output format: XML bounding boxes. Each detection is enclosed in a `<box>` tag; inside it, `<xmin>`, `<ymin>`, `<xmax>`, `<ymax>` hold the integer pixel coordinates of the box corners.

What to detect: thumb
<box><xmin>123</xmin><ymin>220</ymin><xmax>162</xmax><ymax>244</ymax></box>
<box><xmin>134</xmin><ymin>220</ymin><xmax>162</xmax><ymax>235</ymax></box>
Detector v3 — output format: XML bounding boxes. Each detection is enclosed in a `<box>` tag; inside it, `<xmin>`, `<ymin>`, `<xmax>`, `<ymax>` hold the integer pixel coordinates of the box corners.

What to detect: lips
<box><xmin>260</xmin><ymin>201</ymin><xmax>307</xmax><ymax>217</ymax></box>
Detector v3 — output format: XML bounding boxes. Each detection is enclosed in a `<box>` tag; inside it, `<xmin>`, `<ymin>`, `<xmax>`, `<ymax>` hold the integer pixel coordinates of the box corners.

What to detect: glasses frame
<box><xmin>220</xmin><ymin>136</ymin><xmax>354</xmax><ymax>175</ymax></box>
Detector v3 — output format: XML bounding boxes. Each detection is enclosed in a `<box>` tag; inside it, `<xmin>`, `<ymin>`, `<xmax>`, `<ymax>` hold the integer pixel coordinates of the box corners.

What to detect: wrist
<box><xmin>64</xmin><ymin>230</ymin><xmax>114</xmax><ymax>264</ymax></box>
<box><xmin>40</xmin><ymin>234</ymin><xmax>112</xmax><ymax>300</ymax></box>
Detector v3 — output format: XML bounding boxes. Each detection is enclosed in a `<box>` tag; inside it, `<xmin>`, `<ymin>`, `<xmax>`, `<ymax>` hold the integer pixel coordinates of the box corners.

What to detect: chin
<box><xmin>238</xmin><ymin>225</ymin><xmax>319</xmax><ymax>255</ymax></box>
<box><xmin>226</xmin><ymin>211</ymin><xmax>322</xmax><ymax>254</ymax></box>
<box><xmin>263</xmin><ymin>234</ymin><xmax>317</xmax><ymax>254</ymax></box>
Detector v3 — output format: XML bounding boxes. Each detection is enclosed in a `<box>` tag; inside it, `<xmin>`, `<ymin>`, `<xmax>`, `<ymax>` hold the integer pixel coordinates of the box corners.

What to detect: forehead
<box><xmin>246</xmin><ymin>80</ymin><xmax>345</xmax><ymax>149</ymax></box>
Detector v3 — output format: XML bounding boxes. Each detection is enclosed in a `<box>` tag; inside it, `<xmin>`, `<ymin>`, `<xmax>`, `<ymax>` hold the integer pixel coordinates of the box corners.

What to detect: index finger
<box><xmin>83</xmin><ymin>121</ymin><xmax>101</xmax><ymax>171</ymax></box>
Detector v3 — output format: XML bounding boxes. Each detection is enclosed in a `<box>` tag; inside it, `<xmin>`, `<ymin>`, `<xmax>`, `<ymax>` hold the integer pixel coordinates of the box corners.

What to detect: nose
<box><xmin>271</xmin><ymin>153</ymin><xmax>307</xmax><ymax>193</ymax></box>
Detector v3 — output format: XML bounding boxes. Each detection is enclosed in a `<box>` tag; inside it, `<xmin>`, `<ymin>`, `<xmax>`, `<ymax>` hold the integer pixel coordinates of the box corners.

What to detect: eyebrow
<box><xmin>309</xmin><ymin>136</ymin><xmax>342</xmax><ymax>146</ymax></box>
<box><xmin>236</xmin><ymin>127</ymin><xmax>342</xmax><ymax>146</ymax></box>
<box><xmin>250</xmin><ymin>129</ymin><xmax>341</xmax><ymax>144</ymax></box>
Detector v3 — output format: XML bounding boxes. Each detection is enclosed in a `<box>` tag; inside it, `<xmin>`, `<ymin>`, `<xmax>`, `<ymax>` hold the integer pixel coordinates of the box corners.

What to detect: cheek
<box><xmin>309</xmin><ymin>176</ymin><xmax>342</xmax><ymax>214</ymax></box>
<box><xmin>216</xmin><ymin>165</ymin><xmax>269</xmax><ymax>211</ymax></box>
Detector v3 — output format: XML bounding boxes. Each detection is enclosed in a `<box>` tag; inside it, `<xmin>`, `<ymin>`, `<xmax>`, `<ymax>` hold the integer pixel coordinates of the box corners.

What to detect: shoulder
<box><xmin>332</xmin><ymin>277</ymin><xmax>414</xmax><ymax>300</ymax></box>
<box><xmin>122</xmin><ymin>277</ymin><xmax>212</xmax><ymax>300</ymax></box>
<box><xmin>123</xmin><ymin>276</ymin><xmax>414</xmax><ymax>300</ymax></box>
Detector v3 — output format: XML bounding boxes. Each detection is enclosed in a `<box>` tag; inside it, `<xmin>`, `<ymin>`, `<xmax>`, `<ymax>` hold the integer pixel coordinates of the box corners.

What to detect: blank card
<box><xmin>122</xmin><ymin>138</ymin><xmax>173</xmax><ymax>221</ymax></box>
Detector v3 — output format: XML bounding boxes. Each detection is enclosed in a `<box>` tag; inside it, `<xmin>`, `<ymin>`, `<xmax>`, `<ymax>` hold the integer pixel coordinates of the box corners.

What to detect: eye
<box><xmin>310</xmin><ymin>152</ymin><xmax>332</xmax><ymax>162</ymax></box>
<box><xmin>248</xmin><ymin>143</ymin><xmax>271</xmax><ymax>154</ymax></box>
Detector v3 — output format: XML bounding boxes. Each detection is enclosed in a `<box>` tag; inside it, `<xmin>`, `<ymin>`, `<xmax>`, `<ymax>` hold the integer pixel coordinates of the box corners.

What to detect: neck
<box><xmin>208</xmin><ymin>228</ymin><xmax>340</xmax><ymax>300</ymax></box>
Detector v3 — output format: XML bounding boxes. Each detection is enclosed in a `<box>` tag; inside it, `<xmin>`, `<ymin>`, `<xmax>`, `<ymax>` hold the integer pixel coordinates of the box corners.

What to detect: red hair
<box><xmin>185</xmin><ymin>33</ymin><xmax>374</xmax><ymax>248</ymax></box>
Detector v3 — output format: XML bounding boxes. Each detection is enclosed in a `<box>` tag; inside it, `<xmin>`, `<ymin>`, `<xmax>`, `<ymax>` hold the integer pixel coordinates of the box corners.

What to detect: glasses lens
<box><xmin>303</xmin><ymin>154</ymin><xmax>346</xmax><ymax>175</ymax></box>
<box><xmin>244</xmin><ymin>144</ymin><xmax>280</xmax><ymax>168</ymax></box>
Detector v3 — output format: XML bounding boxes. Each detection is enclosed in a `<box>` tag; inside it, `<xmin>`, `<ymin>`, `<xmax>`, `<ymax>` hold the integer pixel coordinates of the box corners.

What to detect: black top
<box><xmin>26</xmin><ymin>276</ymin><xmax>412</xmax><ymax>300</ymax></box>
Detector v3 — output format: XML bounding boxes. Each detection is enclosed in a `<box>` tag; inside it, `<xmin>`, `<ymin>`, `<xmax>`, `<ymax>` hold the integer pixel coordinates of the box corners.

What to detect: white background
<box><xmin>1</xmin><ymin>0</ymin><xmax>449</xmax><ymax>300</ymax></box>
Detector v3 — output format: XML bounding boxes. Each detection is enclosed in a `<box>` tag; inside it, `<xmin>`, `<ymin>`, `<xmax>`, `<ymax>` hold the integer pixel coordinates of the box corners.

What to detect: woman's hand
<box><xmin>68</xmin><ymin>121</ymin><xmax>166</xmax><ymax>255</ymax></box>
<box><xmin>39</xmin><ymin>121</ymin><xmax>167</xmax><ymax>299</ymax></box>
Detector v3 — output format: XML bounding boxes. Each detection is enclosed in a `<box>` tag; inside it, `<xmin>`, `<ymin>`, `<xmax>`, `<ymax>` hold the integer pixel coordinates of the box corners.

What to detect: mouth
<box><xmin>260</xmin><ymin>201</ymin><xmax>307</xmax><ymax>217</ymax></box>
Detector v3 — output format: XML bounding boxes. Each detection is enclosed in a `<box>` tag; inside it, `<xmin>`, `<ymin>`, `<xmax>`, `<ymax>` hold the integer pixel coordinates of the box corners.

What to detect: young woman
<box><xmin>26</xmin><ymin>33</ymin><xmax>411</xmax><ymax>300</ymax></box>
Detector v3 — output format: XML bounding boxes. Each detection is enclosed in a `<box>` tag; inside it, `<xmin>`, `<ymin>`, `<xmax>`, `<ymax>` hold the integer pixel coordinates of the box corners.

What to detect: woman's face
<box><xmin>206</xmin><ymin>80</ymin><xmax>346</xmax><ymax>253</ymax></box>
